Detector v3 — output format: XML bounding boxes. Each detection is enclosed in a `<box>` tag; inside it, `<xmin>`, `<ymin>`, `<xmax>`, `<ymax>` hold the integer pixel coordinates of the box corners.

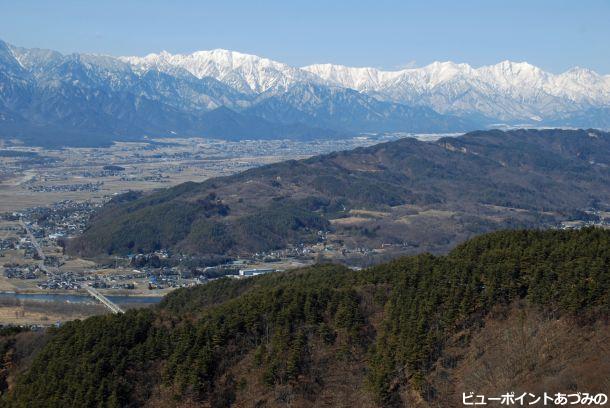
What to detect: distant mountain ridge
<box><xmin>121</xmin><ymin>48</ymin><xmax>323</xmax><ymax>94</ymax></box>
<box><xmin>304</xmin><ymin>61</ymin><xmax>610</xmax><ymax>121</ymax></box>
<box><xmin>1</xmin><ymin>40</ymin><xmax>610</xmax><ymax>146</ymax></box>
<box><xmin>127</xmin><ymin>48</ymin><xmax>610</xmax><ymax>123</ymax></box>
<box><xmin>0</xmin><ymin>40</ymin><xmax>471</xmax><ymax>146</ymax></box>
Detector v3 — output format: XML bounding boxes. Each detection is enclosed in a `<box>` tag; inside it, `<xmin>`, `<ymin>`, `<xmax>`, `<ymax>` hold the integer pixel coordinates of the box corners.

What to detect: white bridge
<box><xmin>84</xmin><ymin>286</ymin><xmax>124</xmax><ymax>314</ymax></box>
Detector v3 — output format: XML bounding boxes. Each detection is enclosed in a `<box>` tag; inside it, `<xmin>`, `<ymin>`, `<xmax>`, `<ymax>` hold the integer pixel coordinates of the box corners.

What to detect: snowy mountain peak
<box><xmin>493</xmin><ymin>60</ymin><xmax>539</xmax><ymax>71</ymax></box>
<box><xmin>118</xmin><ymin>47</ymin><xmax>610</xmax><ymax>122</ymax></box>
<box><xmin>301</xmin><ymin>63</ymin><xmax>402</xmax><ymax>91</ymax></box>
<box><xmin>121</xmin><ymin>49</ymin><xmax>320</xmax><ymax>94</ymax></box>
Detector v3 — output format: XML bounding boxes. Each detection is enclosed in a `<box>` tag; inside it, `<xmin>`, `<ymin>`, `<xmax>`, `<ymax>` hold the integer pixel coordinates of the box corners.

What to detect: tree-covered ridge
<box><xmin>5</xmin><ymin>228</ymin><xmax>609</xmax><ymax>407</ymax></box>
<box><xmin>69</xmin><ymin>129</ymin><xmax>610</xmax><ymax>259</ymax></box>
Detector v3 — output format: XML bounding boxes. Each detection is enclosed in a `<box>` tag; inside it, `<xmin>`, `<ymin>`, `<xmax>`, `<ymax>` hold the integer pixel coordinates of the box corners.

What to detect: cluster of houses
<box><xmin>558</xmin><ymin>211</ymin><xmax>610</xmax><ymax>230</ymax></box>
<box><xmin>3</xmin><ymin>263</ymin><xmax>40</xmax><ymax>279</ymax></box>
<box><xmin>18</xmin><ymin>200</ymin><xmax>102</xmax><ymax>243</ymax></box>
<box><xmin>37</xmin><ymin>271</ymin><xmax>84</xmax><ymax>290</ymax></box>
<box><xmin>0</xmin><ymin>237</ymin><xmax>19</xmax><ymax>251</ymax></box>
<box><xmin>26</xmin><ymin>182</ymin><xmax>103</xmax><ymax>193</ymax></box>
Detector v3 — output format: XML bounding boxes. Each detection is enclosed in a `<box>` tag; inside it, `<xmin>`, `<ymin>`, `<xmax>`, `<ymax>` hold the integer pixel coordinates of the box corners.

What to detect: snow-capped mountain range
<box><xmin>1</xmin><ymin>39</ymin><xmax>609</xmax><ymax>147</ymax></box>
<box><xmin>124</xmin><ymin>49</ymin><xmax>610</xmax><ymax>122</ymax></box>
<box><xmin>305</xmin><ymin>61</ymin><xmax>610</xmax><ymax>122</ymax></box>
<box><xmin>121</xmin><ymin>49</ymin><xmax>322</xmax><ymax>95</ymax></box>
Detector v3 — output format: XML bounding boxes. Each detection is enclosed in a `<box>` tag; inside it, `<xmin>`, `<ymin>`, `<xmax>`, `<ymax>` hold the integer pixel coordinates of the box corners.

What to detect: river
<box><xmin>0</xmin><ymin>291</ymin><xmax>164</xmax><ymax>305</ymax></box>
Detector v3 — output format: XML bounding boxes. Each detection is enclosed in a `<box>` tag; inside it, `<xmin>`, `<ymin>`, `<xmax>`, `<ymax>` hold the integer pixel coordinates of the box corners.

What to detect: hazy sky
<box><xmin>1</xmin><ymin>0</ymin><xmax>609</xmax><ymax>73</ymax></box>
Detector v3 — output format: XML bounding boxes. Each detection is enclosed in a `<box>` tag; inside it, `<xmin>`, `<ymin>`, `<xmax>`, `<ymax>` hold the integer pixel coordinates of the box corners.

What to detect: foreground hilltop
<box><xmin>2</xmin><ymin>228</ymin><xmax>609</xmax><ymax>406</ymax></box>
<box><xmin>70</xmin><ymin>128</ymin><xmax>610</xmax><ymax>263</ymax></box>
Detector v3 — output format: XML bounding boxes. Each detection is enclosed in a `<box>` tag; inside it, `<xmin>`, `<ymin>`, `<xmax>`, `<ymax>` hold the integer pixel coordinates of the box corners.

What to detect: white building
<box><xmin>239</xmin><ymin>268</ymin><xmax>275</xmax><ymax>277</ymax></box>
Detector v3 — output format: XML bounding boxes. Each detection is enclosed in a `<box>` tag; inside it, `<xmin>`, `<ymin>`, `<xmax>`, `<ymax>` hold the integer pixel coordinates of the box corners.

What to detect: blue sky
<box><xmin>1</xmin><ymin>0</ymin><xmax>609</xmax><ymax>73</ymax></box>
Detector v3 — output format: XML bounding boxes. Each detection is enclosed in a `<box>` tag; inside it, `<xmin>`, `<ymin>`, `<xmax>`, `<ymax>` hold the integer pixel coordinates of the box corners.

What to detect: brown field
<box><xmin>349</xmin><ymin>209</ymin><xmax>390</xmax><ymax>218</ymax></box>
<box><xmin>330</xmin><ymin>216</ymin><xmax>372</xmax><ymax>226</ymax></box>
<box><xmin>0</xmin><ymin>300</ymin><xmax>107</xmax><ymax>325</ymax></box>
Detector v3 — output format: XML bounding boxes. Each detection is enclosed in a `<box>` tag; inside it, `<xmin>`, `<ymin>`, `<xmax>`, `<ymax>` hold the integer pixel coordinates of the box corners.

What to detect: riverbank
<box><xmin>0</xmin><ymin>291</ymin><xmax>165</xmax><ymax>326</ymax></box>
<box><xmin>0</xmin><ymin>291</ymin><xmax>164</xmax><ymax>305</ymax></box>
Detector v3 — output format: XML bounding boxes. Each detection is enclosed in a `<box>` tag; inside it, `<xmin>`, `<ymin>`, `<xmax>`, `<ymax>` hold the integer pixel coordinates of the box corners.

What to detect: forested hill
<box><xmin>69</xmin><ymin>128</ymin><xmax>610</xmax><ymax>261</ymax></box>
<box><xmin>2</xmin><ymin>228</ymin><xmax>609</xmax><ymax>407</ymax></box>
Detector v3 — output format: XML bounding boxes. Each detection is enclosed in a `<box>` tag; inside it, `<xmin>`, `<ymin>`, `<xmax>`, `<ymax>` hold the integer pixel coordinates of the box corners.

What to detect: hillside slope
<box><xmin>3</xmin><ymin>228</ymin><xmax>609</xmax><ymax>407</ymax></box>
<box><xmin>70</xmin><ymin>129</ymin><xmax>610</xmax><ymax>261</ymax></box>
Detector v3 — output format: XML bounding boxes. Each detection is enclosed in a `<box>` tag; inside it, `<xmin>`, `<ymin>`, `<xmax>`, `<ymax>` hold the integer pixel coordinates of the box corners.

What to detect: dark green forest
<box><xmin>2</xmin><ymin>228</ymin><xmax>609</xmax><ymax>407</ymax></box>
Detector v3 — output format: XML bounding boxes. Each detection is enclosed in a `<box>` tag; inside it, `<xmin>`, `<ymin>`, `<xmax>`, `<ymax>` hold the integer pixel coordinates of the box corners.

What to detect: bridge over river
<box><xmin>84</xmin><ymin>286</ymin><xmax>124</xmax><ymax>314</ymax></box>
<box><xmin>19</xmin><ymin>218</ymin><xmax>125</xmax><ymax>314</ymax></box>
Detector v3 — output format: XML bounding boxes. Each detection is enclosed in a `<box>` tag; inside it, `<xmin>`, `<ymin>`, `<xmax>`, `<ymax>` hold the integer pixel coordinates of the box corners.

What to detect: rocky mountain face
<box><xmin>243</xmin><ymin>82</ymin><xmax>472</xmax><ymax>133</ymax></box>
